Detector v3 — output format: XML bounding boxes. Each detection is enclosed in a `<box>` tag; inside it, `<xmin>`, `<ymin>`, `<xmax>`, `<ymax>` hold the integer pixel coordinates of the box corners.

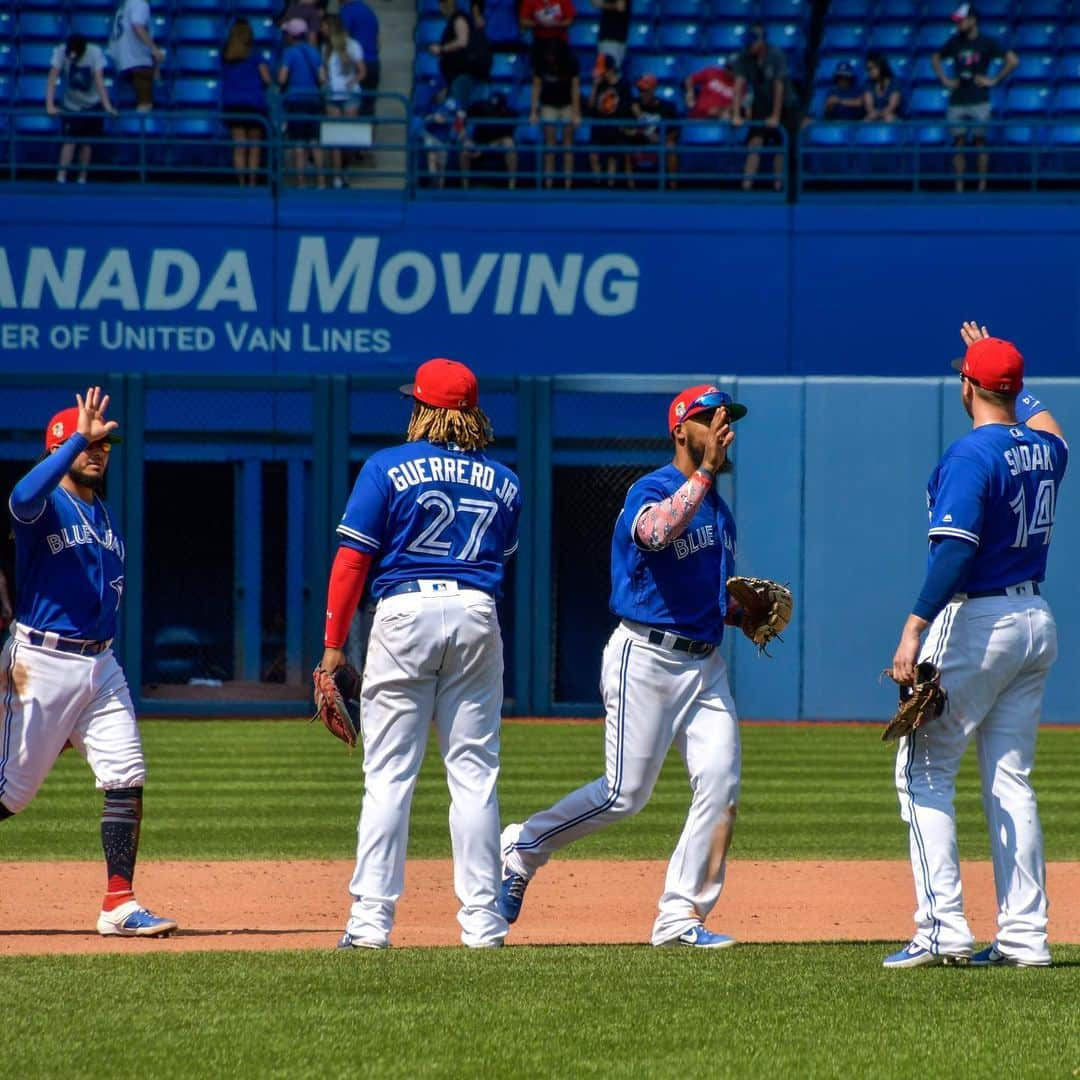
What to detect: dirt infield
<box><xmin>1</xmin><ymin>859</ymin><xmax>1078</xmax><ymax>955</ymax></box>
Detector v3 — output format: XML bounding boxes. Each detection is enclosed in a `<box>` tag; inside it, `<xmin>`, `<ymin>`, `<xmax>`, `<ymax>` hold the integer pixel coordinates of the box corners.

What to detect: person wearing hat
<box><xmin>732</xmin><ymin>23</ymin><xmax>800</xmax><ymax>191</ymax></box>
<box><xmin>1</xmin><ymin>387</ymin><xmax>177</xmax><ymax>938</ymax></box>
<box><xmin>933</xmin><ymin>4</ymin><xmax>1018</xmax><ymax>193</ymax></box>
<box><xmin>823</xmin><ymin>60</ymin><xmax>865</xmax><ymax>121</ymax></box>
<box><xmin>325</xmin><ymin>359</ymin><xmax>523</xmax><ymax>950</ymax></box>
<box><xmin>278</xmin><ymin>17</ymin><xmax>327</xmax><ymax>188</ymax></box>
<box><xmin>883</xmin><ymin>322</ymin><xmax>1067</xmax><ymax>969</ymax></box>
<box><xmin>631</xmin><ymin>73</ymin><xmax>680</xmax><ymax>187</ymax></box>
<box><xmin>499</xmin><ymin>386</ymin><xmax>760</xmax><ymax>949</ymax></box>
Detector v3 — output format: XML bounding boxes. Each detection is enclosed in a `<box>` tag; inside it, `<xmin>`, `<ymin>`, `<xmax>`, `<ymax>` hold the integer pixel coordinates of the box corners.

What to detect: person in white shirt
<box><xmin>46</xmin><ymin>35</ymin><xmax>118</xmax><ymax>184</ymax></box>
<box><xmin>108</xmin><ymin>0</ymin><xmax>165</xmax><ymax>111</ymax></box>
<box><xmin>320</xmin><ymin>14</ymin><xmax>366</xmax><ymax>187</ymax></box>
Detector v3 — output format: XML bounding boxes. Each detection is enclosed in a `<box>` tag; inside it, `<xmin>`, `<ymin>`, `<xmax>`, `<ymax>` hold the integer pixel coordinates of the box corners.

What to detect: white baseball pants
<box><xmin>0</xmin><ymin>629</ymin><xmax>145</xmax><ymax>814</ymax></box>
<box><xmin>505</xmin><ymin>620</ymin><xmax>741</xmax><ymax>945</ymax></box>
<box><xmin>897</xmin><ymin>593</ymin><xmax>1057</xmax><ymax>964</ymax></box>
<box><xmin>345</xmin><ymin>585</ymin><xmax>508</xmax><ymax>948</ymax></box>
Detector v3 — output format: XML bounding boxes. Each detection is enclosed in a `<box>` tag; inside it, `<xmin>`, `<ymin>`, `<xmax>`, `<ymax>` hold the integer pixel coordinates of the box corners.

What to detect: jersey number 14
<box><xmin>406</xmin><ymin>492</ymin><xmax>498</xmax><ymax>561</ymax></box>
<box><xmin>1009</xmin><ymin>479</ymin><xmax>1056</xmax><ymax>548</ymax></box>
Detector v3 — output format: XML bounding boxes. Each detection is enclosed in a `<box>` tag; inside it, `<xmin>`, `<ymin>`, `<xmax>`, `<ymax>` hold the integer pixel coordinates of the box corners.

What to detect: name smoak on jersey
<box><xmin>0</xmin><ymin>239</ymin><xmax>640</xmax><ymax>317</ymax></box>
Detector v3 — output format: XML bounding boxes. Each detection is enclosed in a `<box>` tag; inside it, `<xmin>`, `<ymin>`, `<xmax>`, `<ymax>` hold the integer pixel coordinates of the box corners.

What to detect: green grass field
<box><xmin>2</xmin><ymin>721</ymin><xmax>1078</xmax><ymax>1078</ymax></box>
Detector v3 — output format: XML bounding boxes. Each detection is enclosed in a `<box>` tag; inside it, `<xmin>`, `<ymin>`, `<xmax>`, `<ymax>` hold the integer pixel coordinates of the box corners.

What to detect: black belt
<box><xmin>22</xmin><ymin>628</ymin><xmax>111</xmax><ymax>656</ymax></box>
<box><xmin>647</xmin><ymin>629</ymin><xmax>715</xmax><ymax>656</ymax></box>
<box><xmin>385</xmin><ymin>580</ymin><xmax>492</xmax><ymax>599</ymax></box>
<box><xmin>965</xmin><ymin>583</ymin><xmax>1040</xmax><ymax>600</ymax></box>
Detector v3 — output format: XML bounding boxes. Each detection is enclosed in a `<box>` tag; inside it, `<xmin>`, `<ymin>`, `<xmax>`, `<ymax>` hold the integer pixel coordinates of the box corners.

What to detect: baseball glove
<box><xmin>311</xmin><ymin>664</ymin><xmax>362</xmax><ymax>749</ymax></box>
<box><xmin>881</xmin><ymin>661</ymin><xmax>947</xmax><ymax>742</ymax></box>
<box><xmin>726</xmin><ymin>576</ymin><xmax>794</xmax><ymax>654</ymax></box>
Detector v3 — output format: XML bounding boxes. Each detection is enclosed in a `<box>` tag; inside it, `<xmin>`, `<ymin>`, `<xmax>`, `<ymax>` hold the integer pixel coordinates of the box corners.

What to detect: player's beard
<box><xmin>69</xmin><ymin>466</ymin><xmax>104</xmax><ymax>493</ymax></box>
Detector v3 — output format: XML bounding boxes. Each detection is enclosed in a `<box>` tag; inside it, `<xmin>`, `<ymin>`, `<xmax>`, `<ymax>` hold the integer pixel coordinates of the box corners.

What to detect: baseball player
<box><xmin>884</xmin><ymin>323</ymin><xmax>1067</xmax><ymax>969</ymax></box>
<box><xmin>321</xmin><ymin>358</ymin><xmax>523</xmax><ymax>950</ymax></box>
<box><xmin>1</xmin><ymin>387</ymin><xmax>176</xmax><ymax>937</ymax></box>
<box><xmin>500</xmin><ymin>385</ymin><xmax>748</xmax><ymax>948</ymax></box>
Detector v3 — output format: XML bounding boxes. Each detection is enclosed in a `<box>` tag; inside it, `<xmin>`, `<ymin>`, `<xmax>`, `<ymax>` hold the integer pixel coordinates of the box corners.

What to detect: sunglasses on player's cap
<box><xmin>668</xmin><ymin>385</ymin><xmax>748</xmax><ymax>433</ymax></box>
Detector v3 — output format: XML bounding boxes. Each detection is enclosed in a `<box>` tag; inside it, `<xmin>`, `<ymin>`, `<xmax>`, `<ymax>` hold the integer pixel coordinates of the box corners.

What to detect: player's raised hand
<box><xmin>75</xmin><ymin>385</ymin><xmax>120</xmax><ymax>444</ymax></box>
<box><xmin>701</xmin><ymin>406</ymin><xmax>734</xmax><ymax>475</ymax></box>
<box><xmin>960</xmin><ymin>321</ymin><xmax>990</xmax><ymax>348</ymax></box>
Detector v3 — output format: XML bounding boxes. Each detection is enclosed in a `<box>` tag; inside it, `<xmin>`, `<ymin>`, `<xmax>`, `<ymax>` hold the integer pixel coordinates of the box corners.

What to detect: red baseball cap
<box><xmin>951</xmin><ymin>336</ymin><xmax>1024</xmax><ymax>394</ymax></box>
<box><xmin>668</xmin><ymin>384</ymin><xmax>747</xmax><ymax>433</ymax></box>
<box><xmin>950</xmin><ymin>2</ymin><xmax>975</xmax><ymax>20</ymax></box>
<box><xmin>400</xmin><ymin>358</ymin><xmax>479</xmax><ymax>409</ymax></box>
<box><xmin>44</xmin><ymin>407</ymin><xmax>122</xmax><ymax>451</ymax></box>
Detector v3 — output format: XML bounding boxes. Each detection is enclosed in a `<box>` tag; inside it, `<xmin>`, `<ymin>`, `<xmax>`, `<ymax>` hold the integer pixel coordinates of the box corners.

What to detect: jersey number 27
<box><xmin>406</xmin><ymin>492</ymin><xmax>498</xmax><ymax>561</ymax></box>
<box><xmin>1009</xmin><ymin>479</ymin><xmax>1056</xmax><ymax>548</ymax></box>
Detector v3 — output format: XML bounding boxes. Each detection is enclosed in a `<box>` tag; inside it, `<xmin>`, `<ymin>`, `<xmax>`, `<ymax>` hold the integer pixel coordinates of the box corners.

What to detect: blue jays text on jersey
<box><xmin>927</xmin><ymin>423</ymin><xmax>1068</xmax><ymax>592</ymax></box>
<box><xmin>10</xmin><ymin>486</ymin><xmax>126</xmax><ymax>642</ymax></box>
<box><xmin>336</xmin><ymin>439</ymin><xmax>523</xmax><ymax>599</ymax></box>
<box><xmin>610</xmin><ymin>464</ymin><xmax>737</xmax><ymax>644</ymax></box>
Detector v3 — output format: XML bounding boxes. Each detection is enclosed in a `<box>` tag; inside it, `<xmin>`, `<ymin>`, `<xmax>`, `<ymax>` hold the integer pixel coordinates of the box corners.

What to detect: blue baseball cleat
<box><xmin>336</xmin><ymin>932</ymin><xmax>389</xmax><ymax>951</ymax></box>
<box><xmin>969</xmin><ymin>945</ymin><xmax>1048</xmax><ymax>968</ymax></box>
<box><xmin>661</xmin><ymin>926</ymin><xmax>736</xmax><ymax>949</ymax></box>
<box><xmin>883</xmin><ymin>941</ymin><xmax>970</xmax><ymax>969</ymax></box>
<box><xmin>498</xmin><ymin>872</ymin><xmax>529</xmax><ymax>924</ymax></box>
<box><xmin>97</xmin><ymin>901</ymin><xmax>178</xmax><ymax>938</ymax></box>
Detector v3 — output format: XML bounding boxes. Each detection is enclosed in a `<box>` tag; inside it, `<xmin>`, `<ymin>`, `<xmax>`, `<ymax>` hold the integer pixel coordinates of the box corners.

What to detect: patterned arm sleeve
<box><xmin>634</xmin><ymin>469</ymin><xmax>713</xmax><ymax>551</ymax></box>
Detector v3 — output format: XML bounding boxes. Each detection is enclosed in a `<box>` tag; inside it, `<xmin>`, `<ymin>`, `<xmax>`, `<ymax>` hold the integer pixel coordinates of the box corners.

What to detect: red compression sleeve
<box><xmin>323</xmin><ymin>546</ymin><xmax>373</xmax><ymax>648</ymax></box>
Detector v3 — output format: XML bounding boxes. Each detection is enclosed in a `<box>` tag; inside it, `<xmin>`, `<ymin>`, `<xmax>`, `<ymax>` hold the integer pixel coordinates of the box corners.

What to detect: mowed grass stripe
<box><xmin>0</xmin><ymin>944</ymin><xmax>1076</xmax><ymax>1078</ymax></box>
<box><xmin>1</xmin><ymin>721</ymin><xmax>1077</xmax><ymax>862</ymax></box>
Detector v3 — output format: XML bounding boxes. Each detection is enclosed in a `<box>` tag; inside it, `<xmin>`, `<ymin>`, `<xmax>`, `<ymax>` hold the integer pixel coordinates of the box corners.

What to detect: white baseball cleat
<box><xmin>883</xmin><ymin>942</ymin><xmax>969</xmax><ymax>968</ymax></box>
<box><xmin>97</xmin><ymin>900</ymin><xmax>178</xmax><ymax>938</ymax></box>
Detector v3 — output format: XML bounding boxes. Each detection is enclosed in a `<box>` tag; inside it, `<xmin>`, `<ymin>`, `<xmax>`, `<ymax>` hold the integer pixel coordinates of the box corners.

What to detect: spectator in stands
<box><xmin>933</xmin><ymin>3</ymin><xmax>1018</xmax><ymax>192</ymax></box>
<box><xmin>278</xmin><ymin>19</ymin><xmax>327</xmax><ymax>188</ymax></box>
<box><xmin>321</xmin><ymin>14</ymin><xmax>366</xmax><ymax>188</ymax></box>
<box><xmin>530</xmin><ymin>38</ymin><xmax>581</xmax><ymax>189</ymax></box>
<box><xmin>684</xmin><ymin>62</ymin><xmax>736</xmax><ymax>120</ymax></box>
<box><xmin>823</xmin><ymin>61</ymin><xmax>865</xmax><ymax>121</ymax></box>
<box><xmin>276</xmin><ymin>0</ymin><xmax>324</xmax><ymax>46</ymax></box>
<box><xmin>863</xmin><ymin>52</ymin><xmax>902</xmax><ymax>122</ymax></box>
<box><xmin>588</xmin><ymin>53</ymin><xmax>636</xmax><ymax>187</ymax></box>
<box><xmin>423</xmin><ymin>91</ymin><xmax>465</xmax><ymax>188</ymax></box>
<box><xmin>340</xmin><ymin>0</ymin><xmax>380</xmax><ymax>117</ymax></box>
<box><xmin>46</xmin><ymin>33</ymin><xmax>117</xmax><ymax>186</ymax></box>
<box><xmin>520</xmin><ymin>0</ymin><xmax>577</xmax><ymax>65</ymax></box>
<box><xmin>107</xmin><ymin>0</ymin><xmax>165</xmax><ymax>113</ymax></box>
<box><xmin>732</xmin><ymin>24</ymin><xmax>799</xmax><ymax>192</ymax></box>
<box><xmin>593</xmin><ymin>0</ymin><xmax>631</xmax><ymax>71</ymax></box>
<box><xmin>462</xmin><ymin>89</ymin><xmax>519</xmax><ymax>188</ymax></box>
<box><xmin>631</xmin><ymin>73</ymin><xmax>679</xmax><ymax>188</ymax></box>
<box><xmin>430</xmin><ymin>0</ymin><xmax>478</xmax><ymax>106</ymax></box>
<box><xmin>222</xmin><ymin>20</ymin><xmax>272</xmax><ymax>187</ymax></box>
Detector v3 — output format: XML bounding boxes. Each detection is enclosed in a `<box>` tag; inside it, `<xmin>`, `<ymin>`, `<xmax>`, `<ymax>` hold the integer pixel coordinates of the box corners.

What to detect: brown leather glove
<box><xmin>311</xmin><ymin>663</ymin><xmax>362</xmax><ymax>749</ymax></box>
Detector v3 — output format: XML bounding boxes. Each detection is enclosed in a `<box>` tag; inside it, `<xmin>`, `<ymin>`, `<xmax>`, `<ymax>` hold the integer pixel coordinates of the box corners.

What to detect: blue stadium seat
<box><xmin>807</xmin><ymin>85</ymin><xmax>828</xmax><ymax>116</ymax></box>
<box><xmin>0</xmin><ymin>74</ymin><xmax>10</xmax><ymax>103</ymax></box>
<box><xmin>18</xmin><ymin>42</ymin><xmax>58</xmax><ymax>72</ymax></box>
<box><xmin>805</xmin><ymin>122</ymin><xmax>850</xmax><ymax>146</ymax></box>
<box><xmin>766</xmin><ymin>22</ymin><xmax>801</xmax><ymax>53</ymax></box>
<box><xmin>977</xmin><ymin>21</ymin><xmax>1010</xmax><ymax>41</ymax></box>
<box><xmin>69</xmin><ymin>12</ymin><xmax>113</xmax><ymax>40</ymax></box>
<box><xmin>656</xmin><ymin>84</ymin><xmax>679</xmax><ymax>104</ymax></box>
<box><xmin>18</xmin><ymin>13</ymin><xmax>65</xmax><ymax>40</ymax></box>
<box><xmin>705</xmin><ymin>22</ymin><xmax>748</xmax><ymax>52</ymax></box>
<box><xmin>1003</xmin><ymin>122</ymin><xmax>1036</xmax><ymax>145</ymax></box>
<box><xmin>873</xmin><ymin>0</ymin><xmax>918</xmax><ymax>19</ymax></box>
<box><xmin>1053</xmin><ymin>85</ymin><xmax>1080</xmax><ymax>115</ymax></box>
<box><xmin>415</xmin><ymin>18</ymin><xmax>445</xmax><ymax>47</ymax></box>
<box><xmin>0</xmin><ymin>13</ymin><xmax>11</xmax><ymax>41</ymax></box>
<box><xmin>568</xmin><ymin>20</ymin><xmax>599</xmax><ymax>48</ymax></box>
<box><xmin>76</xmin><ymin>0</ymin><xmax>116</xmax><ymax>9</ymax></box>
<box><xmin>660</xmin><ymin>0</ymin><xmax>706</xmax><ymax>19</ymax></box>
<box><xmin>169</xmin><ymin>115</ymin><xmax>219</xmax><ymax>138</ymax></box>
<box><xmin>234</xmin><ymin>0</ymin><xmax>279</xmax><ymax>13</ymax></box>
<box><xmin>1020</xmin><ymin>0</ymin><xmax>1066</xmax><ymax>15</ymax></box>
<box><xmin>829</xmin><ymin>0</ymin><xmax>872</xmax><ymax>15</ymax></box>
<box><xmin>1062</xmin><ymin>25</ymin><xmax>1080</xmax><ymax>49</ymax></box>
<box><xmin>868</xmin><ymin>24</ymin><xmax>914</xmax><ymax>51</ymax></box>
<box><xmin>630</xmin><ymin>52</ymin><xmax>680</xmax><ymax>83</ymax></box>
<box><xmin>181</xmin><ymin>0</ymin><xmax>227</xmax><ymax>10</ymax></box>
<box><xmin>414</xmin><ymin>51</ymin><xmax>441</xmax><ymax>80</ymax></box>
<box><xmin>1015</xmin><ymin>53</ymin><xmax>1054</xmax><ymax>84</ymax></box>
<box><xmin>416</xmin><ymin>0</ymin><xmax>442</xmax><ymax>12</ymax></box>
<box><xmin>915</xmin><ymin>123</ymin><xmax>948</xmax><ymax>146</ymax></box>
<box><xmin>626</xmin><ymin>22</ymin><xmax>656</xmax><ymax>50</ymax></box>
<box><xmin>910</xmin><ymin>54</ymin><xmax>940</xmax><ymax>84</ymax></box>
<box><xmin>509</xmin><ymin>82</ymin><xmax>533</xmax><ymax>114</ymax></box>
<box><xmin>15</xmin><ymin>74</ymin><xmax>50</xmax><ymax>105</ymax></box>
<box><xmin>915</xmin><ymin>26</ymin><xmax>950</xmax><ymax>53</ymax></box>
<box><xmin>971</xmin><ymin>0</ymin><xmax>1013</xmax><ymax>16</ymax></box>
<box><xmin>761</xmin><ymin>0</ymin><xmax>806</xmax><ymax>21</ymax></box>
<box><xmin>679</xmin><ymin>121</ymin><xmax>729</xmax><ymax>174</ymax></box>
<box><xmin>14</xmin><ymin>112</ymin><xmax>60</xmax><ymax>135</ymax></box>
<box><xmin>922</xmin><ymin>0</ymin><xmax>959</xmax><ymax>17</ymax></box>
<box><xmin>115</xmin><ymin>112</ymin><xmax>164</xmax><ymax>138</ymax></box>
<box><xmin>173</xmin><ymin>16</ymin><xmax>225</xmax><ymax>44</ymax></box>
<box><xmin>854</xmin><ymin>122</ymin><xmax>904</xmax><ymax>146</ymax></box>
<box><xmin>249</xmin><ymin>17</ymin><xmax>276</xmax><ymax>45</ymax></box>
<box><xmin>880</xmin><ymin>52</ymin><xmax>910</xmax><ymax>81</ymax></box>
<box><xmin>172</xmin><ymin>78</ymin><xmax>221</xmax><ymax>108</ymax></box>
<box><xmin>18</xmin><ymin>0</ymin><xmax>65</xmax><ymax>10</ymax></box>
<box><xmin>1056</xmin><ymin>53</ymin><xmax>1080</xmax><ymax>82</ymax></box>
<box><xmin>657</xmin><ymin>22</ymin><xmax>702</xmax><ymax>51</ymax></box>
<box><xmin>489</xmin><ymin>52</ymin><xmax>524</xmax><ymax>82</ymax></box>
<box><xmin>1013</xmin><ymin>24</ymin><xmax>1056</xmax><ymax>51</ymax></box>
<box><xmin>1005</xmin><ymin>85</ymin><xmax>1050</xmax><ymax>115</ymax></box>
<box><xmin>633</xmin><ymin>0</ymin><xmax>659</xmax><ymax>16</ymax></box>
<box><xmin>909</xmin><ymin>85</ymin><xmax>948</xmax><ymax>116</ymax></box>
<box><xmin>0</xmin><ymin>43</ymin><xmax>13</xmax><ymax>72</ymax></box>
<box><xmin>707</xmin><ymin>0</ymin><xmax>757</xmax><ymax>19</ymax></box>
<box><xmin>819</xmin><ymin>24</ymin><xmax>867</xmax><ymax>54</ymax></box>
<box><xmin>175</xmin><ymin>46</ymin><xmax>221</xmax><ymax>74</ymax></box>
<box><xmin>1049</xmin><ymin>123</ymin><xmax>1080</xmax><ymax>145</ymax></box>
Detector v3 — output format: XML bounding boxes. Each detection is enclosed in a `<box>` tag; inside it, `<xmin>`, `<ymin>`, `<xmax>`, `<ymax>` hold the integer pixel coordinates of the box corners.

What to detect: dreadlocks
<box><xmin>406</xmin><ymin>402</ymin><xmax>494</xmax><ymax>451</ymax></box>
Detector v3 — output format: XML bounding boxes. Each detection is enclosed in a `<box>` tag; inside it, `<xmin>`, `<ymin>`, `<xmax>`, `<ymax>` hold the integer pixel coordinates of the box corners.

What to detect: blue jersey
<box><xmin>337</xmin><ymin>439</ymin><xmax>522</xmax><ymax>599</ymax></box>
<box><xmin>10</xmin><ymin>485</ymin><xmax>126</xmax><ymax>641</ymax></box>
<box><xmin>609</xmin><ymin>464</ymin><xmax>737</xmax><ymax>643</ymax></box>
<box><xmin>927</xmin><ymin>424</ymin><xmax>1068</xmax><ymax>592</ymax></box>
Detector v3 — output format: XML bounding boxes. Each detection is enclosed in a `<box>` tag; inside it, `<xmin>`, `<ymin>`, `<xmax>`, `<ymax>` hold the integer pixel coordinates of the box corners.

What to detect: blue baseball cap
<box><xmin>835</xmin><ymin>60</ymin><xmax>855</xmax><ymax>78</ymax></box>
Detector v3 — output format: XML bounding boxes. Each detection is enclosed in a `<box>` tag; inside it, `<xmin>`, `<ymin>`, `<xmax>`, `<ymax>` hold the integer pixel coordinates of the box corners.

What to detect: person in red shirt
<box><xmin>684</xmin><ymin>63</ymin><xmax>736</xmax><ymax>120</ymax></box>
<box><xmin>520</xmin><ymin>0</ymin><xmax>576</xmax><ymax>53</ymax></box>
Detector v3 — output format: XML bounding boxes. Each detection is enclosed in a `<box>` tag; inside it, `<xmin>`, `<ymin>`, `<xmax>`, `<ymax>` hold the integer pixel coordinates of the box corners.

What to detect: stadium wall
<box><xmin>1</xmin><ymin>193</ymin><xmax>1079</xmax><ymax>377</ymax></box>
